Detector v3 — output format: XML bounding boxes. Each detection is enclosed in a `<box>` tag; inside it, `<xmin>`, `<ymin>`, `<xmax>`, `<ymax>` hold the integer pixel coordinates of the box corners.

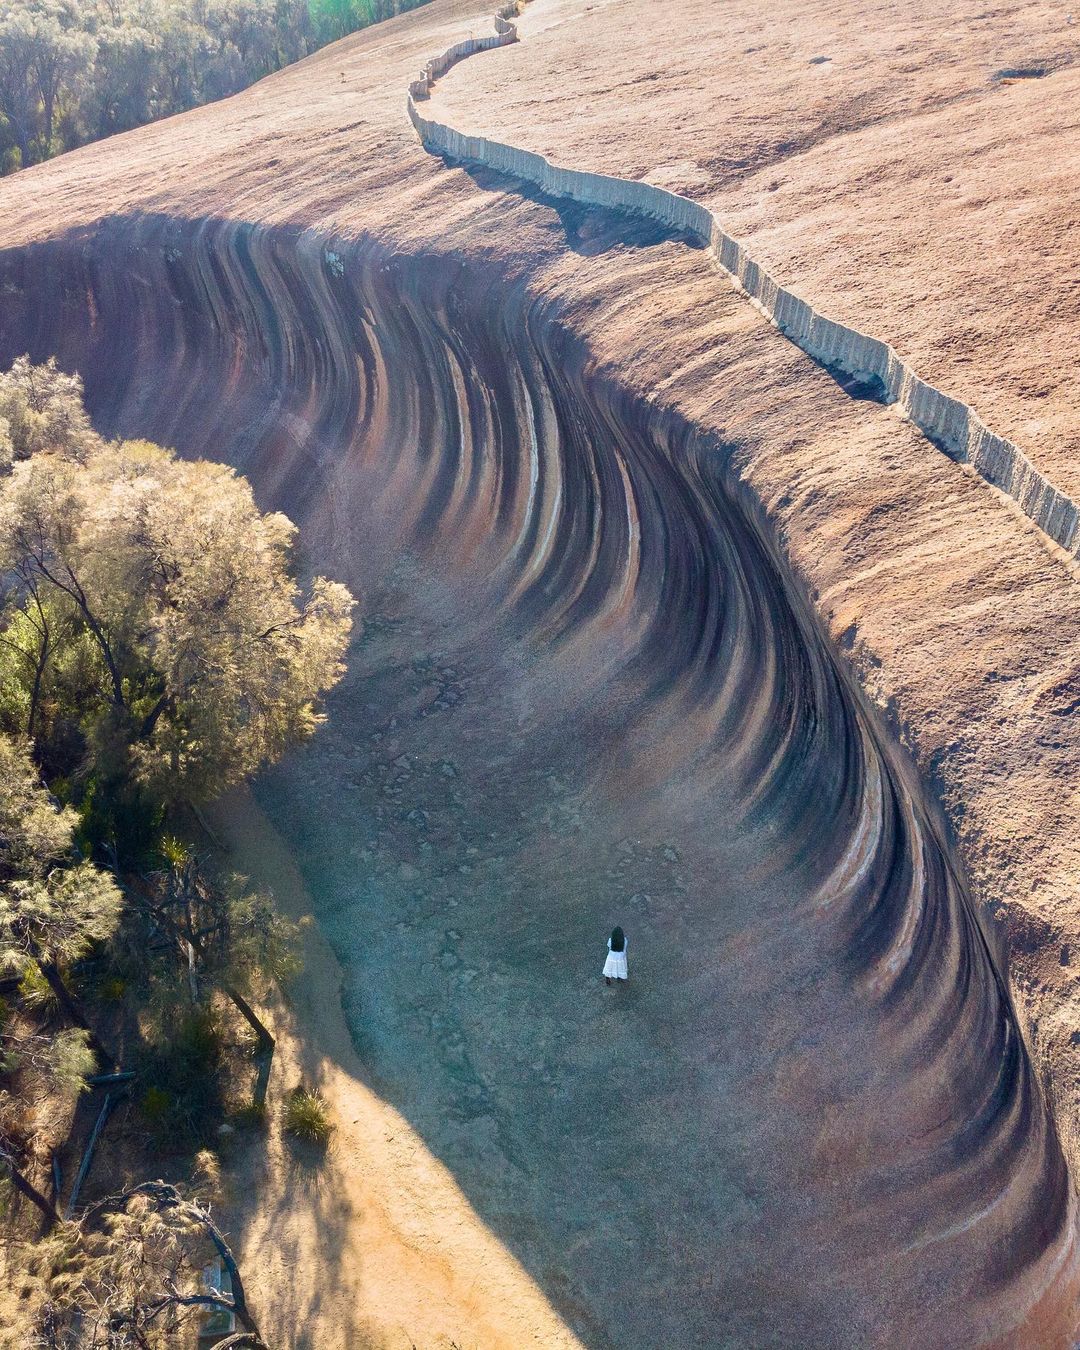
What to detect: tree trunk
<box><xmin>26</xmin><ymin>643</ymin><xmax>46</xmax><ymax>739</ymax></box>
<box><xmin>41</xmin><ymin>88</ymin><xmax>54</xmax><ymax>155</ymax></box>
<box><xmin>8</xmin><ymin>113</ymin><xmax>32</xmax><ymax>167</ymax></box>
<box><xmin>26</xmin><ymin>606</ymin><xmax>49</xmax><ymax>740</ymax></box>
<box><xmin>223</xmin><ymin>985</ymin><xmax>273</xmax><ymax>1051</ymax></box>
<box><xmin>202</xmin><ymin>1207</ymin><xmax>262</xmax><ymax>1340</ymax></box>
<box><xmin>0</xmin><ymin>1151</ymin><xmax>59</xmax><ymax>1230</ymax></box>
<box><xmin>34</xmin><ymin>957</ymin><xmax>114</xmax><ymax>1070</ymax></box>
<box><xmin>32</xmin><ymin>559</ymin><xmax>126</xmax><ymax>711</ymax></box>
<box><xmin>137</xmin><ymin>691</ymin><xmax>171</xmax><ymax>741</ymax></box>
<box><xmin>224</xmin><ymin>985</ymin><xmax>275</xmax><ymax>1109</ymax></box>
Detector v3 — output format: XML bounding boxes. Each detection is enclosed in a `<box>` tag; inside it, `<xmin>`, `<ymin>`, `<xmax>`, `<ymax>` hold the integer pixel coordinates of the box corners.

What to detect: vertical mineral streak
<box><xmin>1</xmin><ymin>221</ymin><xmax>1077</xmax><ymax>1339</ymax></box>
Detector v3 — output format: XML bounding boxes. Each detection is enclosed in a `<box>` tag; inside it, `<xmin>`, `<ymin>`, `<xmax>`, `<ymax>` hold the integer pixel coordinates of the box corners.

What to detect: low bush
<box><xmin>139</xmin><ymin>1009</ymin><xmax>225</xmax><ymax>1145</ymax></box>
<box><xmin>17</xmin><ymin>964</ymin><xmax>58</xmax><ymax>1015</ymax></box>
<box><xmin>230</xmin><ymin>1100</ymin><xmax>269</xmax><ymax>1132</ymax></box>
<box><xmin>284</xmin><ymin>1086</ymin><xmax>333</xmax><ymax>1146</ymax></box>
<box><xmin>98</xmin><ymin>976</ymin><xmax>127</xmax><ymax>1004</ymax></box>
<box><xmin>140</xmin><ymin>1085</ymin><xmax>171</xmax><ymax>1125</ymax></box>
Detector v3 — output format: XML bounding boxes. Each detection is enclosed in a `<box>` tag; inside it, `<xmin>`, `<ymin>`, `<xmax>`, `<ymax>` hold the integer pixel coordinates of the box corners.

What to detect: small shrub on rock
<box><xmin>284</xmin><ymin>1085</ymin><xmax>333</xmax><ymax>1146</ymax></box>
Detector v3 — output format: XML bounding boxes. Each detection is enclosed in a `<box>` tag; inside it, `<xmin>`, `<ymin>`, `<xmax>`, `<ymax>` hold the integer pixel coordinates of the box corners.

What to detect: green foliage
<box><xmin>142</xmin><ymin>856</ymin><xmax>301</xmax><ymax>1001</ymax></box>
<box><xmin>140</xmin><ymin>1008</ymin><xmax>225</xmax><ymax>1145</ymax></box>
<box><xmin>0</xmin><ymin>734</ymin><xmax>122</xmax><ymax>976</ymax></box>
<box><xmin>132</xmin><ymin>860</ymin><xmax>300</xmax><ymax>1121</ymax></box>
<box><xmin>307</xmin><ymin>0</ymin><xmax>380</xmax><ymax>43</ymax></box>
<box><xmin>16</xmin><ymin>960</ymin><xmax>58</xmax><ymax>1012</ymax></box>
<box><xmin>0</xmin><ymin>409</ymin><xmax>355</xmax><ymax>820</ymax></box>
<box><xmin>283</xmin><ymin>1084</ymin><xmax>332</xmax><ymax>1145</ymax></box>
<box><xmin>41</xmin><ymin>1025</ymin><xmax>94</xmax><ymax>1090</ymax></box>
<box><xmin>6</xmin><ymin>861</ymin><xmax>123</xmax><ymax>967</ymax></box>
<box><xmin>145</xmin><ymin>859</ymin><xmax>303</xmax><ymax>1001</ymax></box>
<box><xmin>0</xmin><ymin>355</ymin><xmax>96</xmax><ymax>465</ymax></box>
<box><xmin>0</xmin><ymin>733</ymin><xmax>77</xmax><ymax>879</ymax></box>
<box><xmin>230</xmin><ymin>1098</ymin><xmax>268</xmax><ymax>1130</ymax></box>
<box><xmin>158</xmin><ymin>834</ymin><xmax>191</xmax><ymax>868</ymax></box>
<box><xmin>0</xmin><ymin>0</ymin><xmax>433</xmax><ymax>174</ymax></box>
<box><xmin>138</xmin><ymin>1083</ymin><xmax>170</xmax><ymax>1125</ymax></box>
<box><xmin>1</xmin><ymin>1025</ymin><xmax>94</xmax><ymax>1091</ymax></box>
<box><xmin>174</xmin><ymin>1008</ymin><xmax>223</xmax><ymax>1068</ymax></box>
<box><xmin>97</xmin><ymin>975</ymin><xmax>126</xmax><ymax>1003</ymax></box>
<box><xmin>225</xmin><ymin>882</ymin><xmax>303</xmax><ymax>989</ymax></box>
<box><xmin>73</xmin><ymin>772</ymin><xmax>164</xmax><ymax>867</ymax></box>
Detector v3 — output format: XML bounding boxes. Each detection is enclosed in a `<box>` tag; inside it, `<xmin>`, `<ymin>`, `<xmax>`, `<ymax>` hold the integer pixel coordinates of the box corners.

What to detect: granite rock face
<box><xmin>2</xmin><ymin>0</ymin><xmax>1080</xmax><ymax>1342</ymax></box>
<box><xmin>412</xmin><ymin>2</ymin><xmax>1080</xmax><ymax>558</ymax></box>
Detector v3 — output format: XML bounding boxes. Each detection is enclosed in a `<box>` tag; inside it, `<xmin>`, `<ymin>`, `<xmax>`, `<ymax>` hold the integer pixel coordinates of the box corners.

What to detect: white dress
<box><xmin>603</xmin><ymin>937</ymin><xmax>628</xmax><ymax>980</ymax></box>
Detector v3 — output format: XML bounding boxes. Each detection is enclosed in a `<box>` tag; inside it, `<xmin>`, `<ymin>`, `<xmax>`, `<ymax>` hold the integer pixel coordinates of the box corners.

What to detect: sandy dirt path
<box><xmin>209</xmin><ymin>788</ymin><xmax>583</xmax><ymax>1350</ymax></box>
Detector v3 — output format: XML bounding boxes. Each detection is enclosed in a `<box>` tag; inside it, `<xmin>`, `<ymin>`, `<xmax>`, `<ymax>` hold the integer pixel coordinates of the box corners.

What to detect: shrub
<box><xmin>231</xmin><ymin>1100</ymin><xmax>268</xmax><ymax>1131</ymax></box>
<box><xmin>139</xmin><ymin>1009</ymin><xmax>225</xmax><ymax>1145</ymax></box>
<box><xmin>284</xmin><ymin>1086</ymin><xmax>332</xmax><ymax>1146</ymax></box>
<box><xmin>17</xmin><ymin>963</ymin><xmax>58</xmax><ymax>1015</ymax></box>
<box><xmin>173</xmin><ymin>1009</ymin><xmax>223</xmax><ymax>1072</ymax></box>
<box><xmin>191</xmin><ymin>1148</ymin><xmax>222</xmax><ymax>1198</ymax></box>
<box><xmin>159</xmin><ymin>835</ymin><xmax>192</xmax><ymax>869</ymax></box>
<box><xmin>45</xmin><ymin>1028</ymin><xmax>95</xmax><ymax>1093</ymax></box>
<box><xmin>140</xmin><ymin>1085</ymin><xmax>171</xmax><ymax>1124</ymax></box>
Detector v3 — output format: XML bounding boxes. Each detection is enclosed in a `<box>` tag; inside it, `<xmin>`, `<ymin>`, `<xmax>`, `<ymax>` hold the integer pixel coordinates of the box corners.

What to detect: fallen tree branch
<box><xmin>64</xmin><ymin>1091</ymin><xmax>118</xmax><ymax>1219</ymax></box>
<box><xmin>0</xmin><ymin>1145</ymin><xmax>59</xmax><ymax>1229</ymax></box>
<box><xmin>82</xmin><ymin>1181</ymin><xmax>266</xmax><ymax>1344</ymax></box>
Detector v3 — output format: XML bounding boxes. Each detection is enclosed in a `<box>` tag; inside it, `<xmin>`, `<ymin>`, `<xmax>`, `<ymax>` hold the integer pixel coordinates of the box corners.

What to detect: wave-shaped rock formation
<box><xmin>406</xmin><ymin>1</ymin><xmax>1080</xmax><ymax>566</ymax></box>
<box><xmin>4</xmin><ymin>209</ymin><xmax>1079</xmax><ymax>1341</ymax></box>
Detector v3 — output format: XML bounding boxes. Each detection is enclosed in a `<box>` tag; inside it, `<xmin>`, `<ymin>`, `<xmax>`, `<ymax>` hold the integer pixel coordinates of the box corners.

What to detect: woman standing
<box><xmin>603</xmin><ymin>926</ymin><xmax>628</xmax><ymax>985</ymax></box>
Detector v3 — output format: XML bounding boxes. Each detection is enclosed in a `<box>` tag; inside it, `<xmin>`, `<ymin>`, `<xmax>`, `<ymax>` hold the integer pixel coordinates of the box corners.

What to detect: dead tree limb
<box><xmin>82</xmin><ymin>1181</ymin><xmax>266</xmax><ymax>1345</ymax></box>
<box><xmin>64</xmin><ymin>1092</ymin><xmax>117</xmax><ymax>1219</ymax></box>
<box><xmin>0</xmin><ymin>1145</ymin><xmax>59</xmax><ymax>1229</ymax></box>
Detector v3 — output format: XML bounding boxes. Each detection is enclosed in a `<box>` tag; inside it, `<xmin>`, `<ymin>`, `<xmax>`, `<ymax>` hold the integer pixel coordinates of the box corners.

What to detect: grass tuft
<box><xmin>283</xmin><ymin>1085</ymin><xmax>333</xmax><ymax>1146</ymax></box>
<box><xmin>231</xmin><ymin>1099</ymin><xmax>269</xmax><ymax>1131</ymax></box>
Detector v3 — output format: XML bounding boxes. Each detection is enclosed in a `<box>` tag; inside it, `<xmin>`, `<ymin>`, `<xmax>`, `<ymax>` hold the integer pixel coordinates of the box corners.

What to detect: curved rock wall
<box><xmin>2</xmin><ymin>219</ymin><xmax>1078</xmax><ymax>1339</ymax></box>
<box><xmin>407</xmin><ymin>3</ymin><xmax>1080</xmax><ymax>564</ymax></box>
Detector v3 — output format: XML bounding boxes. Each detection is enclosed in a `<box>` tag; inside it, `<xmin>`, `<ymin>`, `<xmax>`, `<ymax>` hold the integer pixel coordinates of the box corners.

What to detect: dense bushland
<box><xmin>0</xmin><ymin>0</ymin><xmax>429</xmax><ymax>173</ymax></box>
<box><xmin>0</xmin><ymin>356</ymin><xmax>353</xmax><ymax>1344</ymax></box>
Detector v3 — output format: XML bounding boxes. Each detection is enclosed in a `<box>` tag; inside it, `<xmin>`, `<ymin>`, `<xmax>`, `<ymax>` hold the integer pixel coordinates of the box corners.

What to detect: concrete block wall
<box><xmin>407</xmin><ymin>4</ymin><xmax>1080</xmax><ymax>558</ymax></box>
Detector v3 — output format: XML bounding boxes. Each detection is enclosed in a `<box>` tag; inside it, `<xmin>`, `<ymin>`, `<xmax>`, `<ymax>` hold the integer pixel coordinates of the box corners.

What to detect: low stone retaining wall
<box><xmin>406</xmin><ymin>2</ymin><xmax>1079</xmax><ymax>561</ymax></box>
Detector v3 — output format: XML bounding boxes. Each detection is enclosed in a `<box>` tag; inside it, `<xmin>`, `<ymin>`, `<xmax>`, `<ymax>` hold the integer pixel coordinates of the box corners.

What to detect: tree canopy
<box><xmin>0</xmin><ymin>359</ymin><xmax>346</xmax><ymax>1339</ymax></box>
<box><xmin>0</xmin><ymin>383</ymin><xmax>355</xmax><ymax>808</ymax></box>
<box><xmin>0</xmin><ymin>0</ymin><xmax>432</xmax><ymax>173</ymax></box>
<box><xmin>36</xmin><ymin>1174</ymin><xmax>266</xmax><ymax>1347</ymax></box>
<box><xmin>0</xmin><ymin>354</ymin><xmax>98</xmax><ymax>467</ymax></box>
<box><xmin>0</xmin><ymin>733</ymin><xmax>122</xmax><ymax>976</ymax></box>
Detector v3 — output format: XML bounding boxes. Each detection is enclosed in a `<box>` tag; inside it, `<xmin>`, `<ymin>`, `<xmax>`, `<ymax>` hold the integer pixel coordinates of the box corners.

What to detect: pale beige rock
<box><xmin>1</xmin><ymin>0</ymin><xmax>1080</xmax><ymax>1344</ymax></box>
<box><xmin>209</xmin><ymin>789</ymin><xmax>584</xmax><ymax>1350</ymax></box>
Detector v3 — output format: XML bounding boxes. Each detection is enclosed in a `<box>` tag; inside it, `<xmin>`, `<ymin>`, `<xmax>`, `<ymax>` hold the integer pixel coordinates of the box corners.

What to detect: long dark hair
<box><xmin>610</xmin><ymin>926</ymin><xmax>625</xmax><ymax>952</ymax></box>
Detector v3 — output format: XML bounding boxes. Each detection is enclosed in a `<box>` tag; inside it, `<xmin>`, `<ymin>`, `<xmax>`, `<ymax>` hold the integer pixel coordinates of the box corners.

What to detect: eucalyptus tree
<box><xmin>0</xmin><ymin>426</ymin><xmax>355</xmax><ymax>812</ymax></box>
<box><xmin>0</xmin><ymin>734</ymin><xmax>122</xmax><ymax>1031</ymax></box>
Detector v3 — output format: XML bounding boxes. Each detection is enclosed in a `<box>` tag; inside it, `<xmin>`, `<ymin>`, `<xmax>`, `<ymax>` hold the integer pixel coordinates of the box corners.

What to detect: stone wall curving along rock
<box><xmin>406</xmin><ymin>2</ymin><xmax>1080</xmax><ymax>563</ymax></box>
<box><xmin>2</xmin><ymin>216</ymin><xmax>1078</xmax><ymax>1341</ymax></box>
<box><xmin>1</xmin><ymin>0</ymin><xmax>1079</xmax><ymax>1337</ymax></box>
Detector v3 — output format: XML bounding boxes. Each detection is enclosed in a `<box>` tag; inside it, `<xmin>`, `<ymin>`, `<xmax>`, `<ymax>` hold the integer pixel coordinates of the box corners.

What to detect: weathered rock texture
<box><xmin>2</xmin><ymin>1</ymin><xmax>1080</xmax><ymax>1344</ymax></box>
<box><xmin>437</xmin><ymin>0</ymin><xmax>1080</xmax><ymax>496</ymax></box>
<box><xmin>411</xmin><ymin>2</ymin><xmax>1080</xmax><ymax>559</ymax></box>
